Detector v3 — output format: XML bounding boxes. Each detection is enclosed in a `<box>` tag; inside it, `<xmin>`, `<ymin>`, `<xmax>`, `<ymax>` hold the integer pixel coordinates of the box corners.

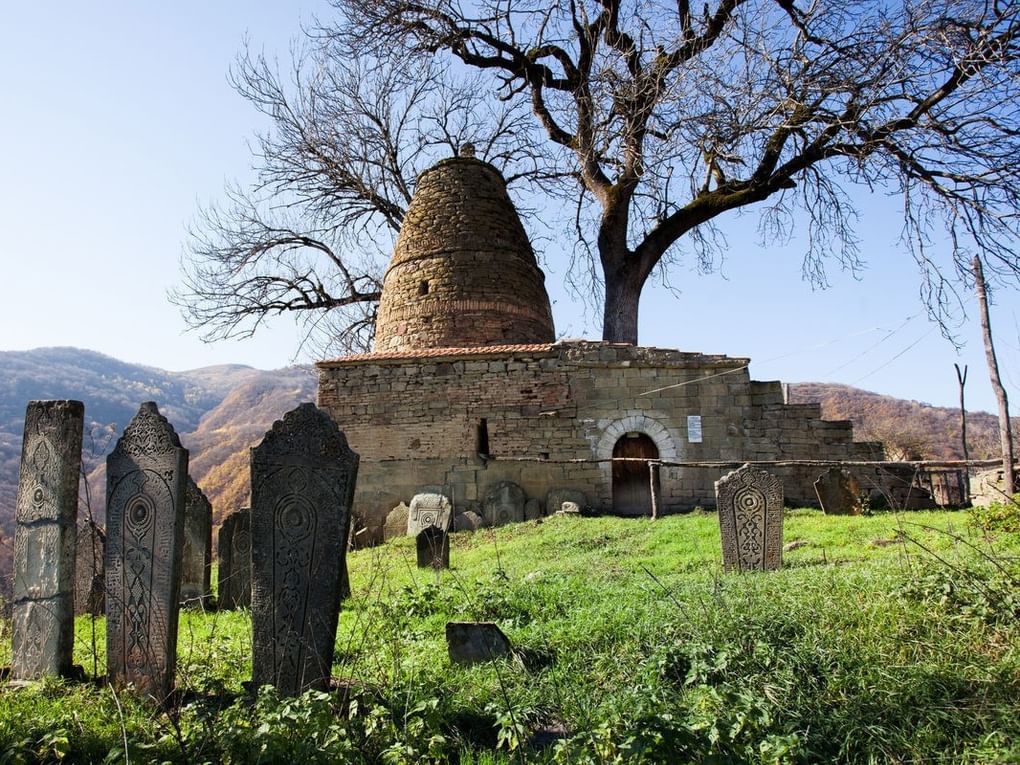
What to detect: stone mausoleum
<box><xmin>317</xmin><ymin>150</ymin><xmax>883</xmax><ymax>539</ymax></box>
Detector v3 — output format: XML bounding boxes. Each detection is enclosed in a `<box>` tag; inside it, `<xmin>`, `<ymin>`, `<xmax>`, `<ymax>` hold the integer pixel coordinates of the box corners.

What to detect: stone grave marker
<box><xmin>814</xmin><ymin>467</ymin><xmax>863</xmax><ymax>516</ymax></box>
<box><xmin>180</xmin><ymin>478</ymin><xmax>213</xmax><ymax>606</ymax></box>
<box><xmin>452</xmin><ymin>510</ymin><xmax>483</xmax><ymax>532</ymax></box>
<box><xmin>545</xmin><ymin>488</ymin><xmax>587</xmax><ymax>516</ymax></box>
<box><xmin>482</xmin><ymin>481</ymin><xmax>525</xmax><ymax>527</ymax></box>
<box><xmin>524</xmin><ymin>498</ymin><xmax>542</xmax><ymax>521</ymax></box>
<box><xmin>446</xmin><ymin>622</ymin><xmax>512</xmax><ymax>665</ymax></box>
<box><xmin>715</xmin><ymin>464</ymin><xmax>783</xmax><ymax>572</ymax></box>
<box><xmin>416</xmin><ymin>526</ymin><xmax>450</xmax><ymax>569</ymax></box>
<box><xmin>250</xmin><ymin>403</ymin><xmax>359</xmax><ymax>696</ymax></box>
<box><xmin>407</xmin><ymin>493</ymin><xmax>452</xmax><ymax>536</ymax></box>
<box><xmin>106</xmin><ymin>402</ymin><xmax>188</xmax><ymax>701</ymax></box>
<box><xmin>217</xmin><ymin>509</ymin><xmax>251</xmax><ymax>610</ymax></box>
<box><xmin>74</xmin><ymin>520</ymin><xmax>105</xmax><ymax>616</ymax></box>
<box><xmin>383</xmin><ymin>502</ymin><xmax>410</xmax><ymax>540</ymax></box>
<box><xmin>11</xmin><ymin>400</ymin><xmax>84</xmax><ymax>680</ymax></box>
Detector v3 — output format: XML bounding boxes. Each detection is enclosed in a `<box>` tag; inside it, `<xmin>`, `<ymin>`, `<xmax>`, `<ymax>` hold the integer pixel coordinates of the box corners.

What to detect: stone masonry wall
<box><xmin>317</xmin><ymin>341</ymin><xmax>884</xmax><ymax>538</ymax></box>
<box><xmin>373</xmin><ymin>157</ymin><xmax>555</xmax><ymax>352</ymax></box>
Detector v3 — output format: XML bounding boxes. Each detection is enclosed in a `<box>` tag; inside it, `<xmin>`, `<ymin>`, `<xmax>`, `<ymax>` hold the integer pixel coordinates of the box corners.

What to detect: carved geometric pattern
<box><xmin>250</xmin><ymin>403</ymin><xmax>358</xmax><ymax>696</ymax></box>
<box><xmin>12</xmin><ymin>400</ymin><xmax>83</xmax><ymax>680</ymax></box>
<box><xmin>716</xmin><ymin>464</ymin><xmax>784</xmax><ymax>573</ymax></box>
<box><xmin>106</xmin><ymin>401</ymin><xmax>187</xmax><ymax>702</ymax></box>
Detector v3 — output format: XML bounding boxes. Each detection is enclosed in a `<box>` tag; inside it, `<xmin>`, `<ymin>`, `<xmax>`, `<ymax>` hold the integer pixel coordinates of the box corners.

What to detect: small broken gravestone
<box><xmin>250</xmin><ymin>403</ymin><xmax>359</xmax><ymax>696</ymax></box>
<box><xmin>482</xmin><ymin>481</ymin><xmax>526</xmax><ymax>527</ymax></box>
<box><xmin>416</xmin><ymin>526</ymin><xmax>450</xmax><ymax>569</ymax></box>
<box><xmin>715</xmin><ymin>464</ymin><xmax>784</xmax><ymax>572</ymax></box>
<box><xmin>180</xmin><ymin>478</ymin><xmax>213</xmax><ymax>606</ymax></box>
<box><xmin>407</xmin><ymin>493</ymin><xmax>452</xmax><ymax>536</ymax></box>
<box><xmin>813</xmin><ymin>467</ymin><xmax>864</xmax><ymax>516</ymax></box>
<box><xmin>217</xmin><ymin>509</ymin><xmax>251</xmax><ymax>610</ymax></box>
<box><xmin>74</xmin><ymin>520</ymin><xmax>106</xmax><ymax>616</ymax></box>
<box><xmin>12</xmin><ymin>400</ymin><xmax>84</xmax><ymax>680</ymax></box>
<box><xmin>545</xmin><ymin>488</ymin><xmax>587</xmax><ymax>516</ymax></box>
<box><xmin>106</xmin><ymin>402</ymin><xmax>188</xmax><ymax>702</ymax></box>
<box><xmin>446</xmin><ymin>621</ymin><xmax>512</xmax><ymax>665</ymax></box>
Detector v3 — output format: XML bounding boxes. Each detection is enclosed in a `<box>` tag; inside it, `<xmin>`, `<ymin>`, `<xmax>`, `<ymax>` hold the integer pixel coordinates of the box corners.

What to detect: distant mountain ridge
<box><xmin>0</xmin><ymin>347</ymin><xmax>316</xmax><ymax>541</ymax></box>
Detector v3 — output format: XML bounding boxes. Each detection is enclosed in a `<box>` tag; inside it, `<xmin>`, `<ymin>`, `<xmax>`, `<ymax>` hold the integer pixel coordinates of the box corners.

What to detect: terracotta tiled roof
<box><xmin>317</xmin><ymin>343</ymin><xmax>557</xmax><ymax>366</ymax></box>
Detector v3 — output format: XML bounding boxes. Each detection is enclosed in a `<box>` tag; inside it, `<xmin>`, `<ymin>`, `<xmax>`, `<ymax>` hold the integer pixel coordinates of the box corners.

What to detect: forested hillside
<box><xmin>789</xmin><ymin>382</ymin><xmax>1014</xmax><ymax>461</ymax></box>
<box><xmin>0</xmin><ymin>348</ymin><xmax>315</xmax><ymax>539</ymax></box>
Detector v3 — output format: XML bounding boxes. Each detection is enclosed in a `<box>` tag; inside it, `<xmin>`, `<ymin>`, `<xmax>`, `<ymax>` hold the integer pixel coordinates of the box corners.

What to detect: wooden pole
<box><xmin>649</xmin><ymin>462</ymin><xmax>661</xmax><ymax>519</ymax></box>
<box><xmin>972</xmin><ymin>255</ymin><xmax>1014</xmax><ymax>496</ymax></box>
<box><xmin>954</xmin><ymin>363</ymin><xmax>971</xmax><ymax>502</ymax></box>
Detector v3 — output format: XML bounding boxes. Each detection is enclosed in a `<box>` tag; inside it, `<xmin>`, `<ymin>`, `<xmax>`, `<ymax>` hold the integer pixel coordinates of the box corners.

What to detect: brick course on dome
<box><xmin>373</xmin><ymin>156</ymin><xmax>555</xmax><ymax>352</ymax></box>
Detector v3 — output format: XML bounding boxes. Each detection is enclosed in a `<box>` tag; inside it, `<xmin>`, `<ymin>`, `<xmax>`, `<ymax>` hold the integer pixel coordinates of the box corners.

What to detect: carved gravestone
<box><xmin>814</xmin><ymin>467</ymin><xmax>863</xmax><ymax>516</ymax></box>
<box><xmin>217</xmin><ymin>509</ymin><xmax>251</xmax><ymax>610</ymax></box>
<box><xmin>12</xmin><ymin>400</ymin><xmax>84</xmax><ymax>680</ymax></box>
<box><xmin>453</xmin><ymin>510</ymin><xmax>483</xmax><ymax>532</ymax></box>
<box><xmin>180</xmin><ymin>478</ymin><xmax>213</xmax><ymax>606</ymax></box>
<box><xmin>416</xmin><ymin>526</ymin><xmax>450</xmax><ymax>569</ymax></box>
<box><xmin>446</xmin><ymin>622</ymin><xmax>512</xmax><ymax>665</ymax></box>
<box><xmin>106</xmin><ymin>402</ymin><xmax>188</xmax><ymax>701</ymax></box>
<box><xmin>482</xmin><ymin>481</ymin><xmax>526</xmax><ymax>527</ymax></box>
<box><xmin>407</xmin><ymin>493</ymin><xmax>452</xmax><ymax>536</ymax></box>
<box><xmin>715</xmin><ymin>464</ymin><xmax>784</xmax><ymax>572</ymax></box>
<box><xmin>250</xmin><ymin>403</ymin><xmax>359</xmax><ymax>696</ymax></box>
<box><xmin>74</xmin><ymin>520</ymin><xmax>106</xmax><ymax>616</ymax></box>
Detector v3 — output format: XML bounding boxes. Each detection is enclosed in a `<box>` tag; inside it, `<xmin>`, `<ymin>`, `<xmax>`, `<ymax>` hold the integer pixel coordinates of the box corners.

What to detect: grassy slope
<box><xmin>0</xmin><ymin>510</ymin><xmax>1018</xmax><ymax>764</ymax></box>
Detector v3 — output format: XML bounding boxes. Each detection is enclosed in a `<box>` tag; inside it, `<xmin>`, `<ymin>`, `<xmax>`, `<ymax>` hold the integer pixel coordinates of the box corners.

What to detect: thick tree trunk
<box><xmin>973</xmin><ymin>256</ymin><xmax>1015</xmax><ymax>496</ymax></box>
<box><xmin>602</xmin><ymin>271</ymin><xmax>643</xmax><ymax>344</ymax></box>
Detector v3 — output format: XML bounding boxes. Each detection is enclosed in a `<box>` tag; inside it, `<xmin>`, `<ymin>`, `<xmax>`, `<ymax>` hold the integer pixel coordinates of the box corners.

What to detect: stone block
<box><xmin>446</xmin><ymin>621</ymin><xmax>512</xmax><ymax>665</ymax></box>
<box><xmin>813</xmin><ymin>467</ymin><xmax>864</xmax><ymax>516</ymax></box>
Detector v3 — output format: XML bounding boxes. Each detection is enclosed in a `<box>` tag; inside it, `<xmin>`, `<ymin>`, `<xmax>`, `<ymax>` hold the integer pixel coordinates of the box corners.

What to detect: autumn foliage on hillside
<box><xmin>789</xmin><ymin>383</ymin><xmax>1014</xmax><ymax>461</ymax></box>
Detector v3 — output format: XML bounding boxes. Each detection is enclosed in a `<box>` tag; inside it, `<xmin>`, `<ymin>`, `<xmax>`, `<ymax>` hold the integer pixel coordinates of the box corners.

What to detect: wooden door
<box><xmin>612</xmin><ymin>434</ymin><xmax>658</xmax><ymax>515</ymax></box>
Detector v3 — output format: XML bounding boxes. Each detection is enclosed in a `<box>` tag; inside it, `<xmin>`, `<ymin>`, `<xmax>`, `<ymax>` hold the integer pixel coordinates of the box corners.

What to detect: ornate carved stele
<box><xmin>250</xmin><ymin>403</ymin><xmax>359</xmax><ymax>695</ymax></box>
<box><xmin>12</xmin><ymin>400</ymin><xmax>84</xmax><ymax>680</ymax></box>
<box><xmin>715</xmin><ymin>464</ymin><xmax>784</xmax><ymax>572</ymax></box>
<box><xmin>106</xmin><ymin>401</ymin><xmax>188</xmax><ymax>702</ymax></box>
<box><xmin>180</xmin><ymin>478</ymin><xmax>213</xmax><ymax>605</ymax></box>
<box><xmin>217</xmin><ymin>509</ymin><xmax>251</xmax><ymax>610</ymax></box>
<box><xmin>407</xmin><ymin>493</ymin><xmax>452</xmax><ymax>536</ymax></box>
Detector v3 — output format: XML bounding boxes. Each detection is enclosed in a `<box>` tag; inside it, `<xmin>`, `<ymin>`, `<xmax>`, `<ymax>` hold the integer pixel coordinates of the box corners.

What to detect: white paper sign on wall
<box><xmin>687</xmin><ymin>415</ymin><xmax>703</xmax><ymax>444</ymax></box>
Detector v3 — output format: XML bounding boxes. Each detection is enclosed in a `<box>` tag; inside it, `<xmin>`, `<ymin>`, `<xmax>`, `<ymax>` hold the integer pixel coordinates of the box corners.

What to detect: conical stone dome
<box><xmin>373</xmin><ymin>152</ymin><xmax>555</xmax><ymax>352</ymax></box>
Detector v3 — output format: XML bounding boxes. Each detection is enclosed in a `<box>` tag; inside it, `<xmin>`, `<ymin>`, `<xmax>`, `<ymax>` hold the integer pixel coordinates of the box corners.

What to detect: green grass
<box><xmin>1</xmin><ymin>508</ymin><xmax>1018</xmax><ymax>763</ymax></box>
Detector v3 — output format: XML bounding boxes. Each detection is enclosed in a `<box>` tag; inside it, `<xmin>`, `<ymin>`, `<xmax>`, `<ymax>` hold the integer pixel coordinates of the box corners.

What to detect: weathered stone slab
<box><xmin>383</xmin><ymin>502</ymin><xmax>410</xmax><ymax>540</ymax></box>
<box><xmin>446</xmin><ymin>621</ymin><xmax>512</xmax><ymax>665</ymax></box>
<box><xmin>524</xmin><ymin>498</ymin><xmax>542</xmax><ymax>521</ymax></box>
<box><xmin>180</xmin><ymin>478</ymin><xmax>213</xmax><ymax>605</ymax></box>
<box><xmin>250</xmin><ymin>403</ymin><xmax>359</xmax><ymax>696</ymax></box>
<box><xmin>814</xmin><ymin>467</ymin><xmax>863</xmax><ymax>516</ymax></box>
<box><xmin>12</xmin><ymin>400</ymin><xmax>84</xmax><ymax>680</ymax></box>
<box><xmin>416</xmin><ymin>526</ymin><xmax>450</xmax><ymax>569</ymax></box>
<box><xmin>715</xmin><ymin>464</ymin><xmax>783</xmax><ymax>572</ymax></box>
<box><xmin>483</xmin><ymin>481</ymin><xmax>525</xmax><ymax>527</ymax></box>
<box><xmin>217</xmin><ymin>509</ymin><xmax>251</xmax><ymax>610</ymax></box>
<box><xmin>106</xmin><ymin>402</ymin><xmax>188</xmax><ymax>701</ymax></box>
<box><xmin>452</xmin><ymin>510</ymin><xmax>483</xmax><ymax>532</ymax></box>
<box><xmin>407</xmin><ymin>493</ymin><xmax>452</xmax><ymax>536</ymax></box>
<box><xmin>545</xmin><ymin>488</ymin><xmax>587</xmax><ymax>516</ymax></box>
<box><xmin>74</xmin><ymin>520</ymin><xmax>105</xmax><ymax>616</ymax></box>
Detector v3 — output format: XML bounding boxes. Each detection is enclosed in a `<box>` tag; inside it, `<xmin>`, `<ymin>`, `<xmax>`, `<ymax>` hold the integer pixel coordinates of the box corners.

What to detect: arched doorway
<box><xmin>612</xmin><ymin>433</ymin><xmax>659</xmax><ymax>515</ymax></box>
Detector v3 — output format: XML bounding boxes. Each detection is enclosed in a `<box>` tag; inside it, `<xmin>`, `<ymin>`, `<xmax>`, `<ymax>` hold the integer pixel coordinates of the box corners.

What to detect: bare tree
<box><xmin>172</xmin><ymin>42</ymin><xmax>539</xmax><ymax>356</ymax></box>
<box><xmin>332</xmin><ymin>0</ymin><xmax>1020</xmax><ymax>344</ymax></box>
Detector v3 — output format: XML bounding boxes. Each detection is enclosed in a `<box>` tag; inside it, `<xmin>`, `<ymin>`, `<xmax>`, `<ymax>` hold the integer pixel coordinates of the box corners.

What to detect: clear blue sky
<box><xmin>2</xmin><ymin>2</ymin><xmax>1019</xmax><ymax>414</ymax></box>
